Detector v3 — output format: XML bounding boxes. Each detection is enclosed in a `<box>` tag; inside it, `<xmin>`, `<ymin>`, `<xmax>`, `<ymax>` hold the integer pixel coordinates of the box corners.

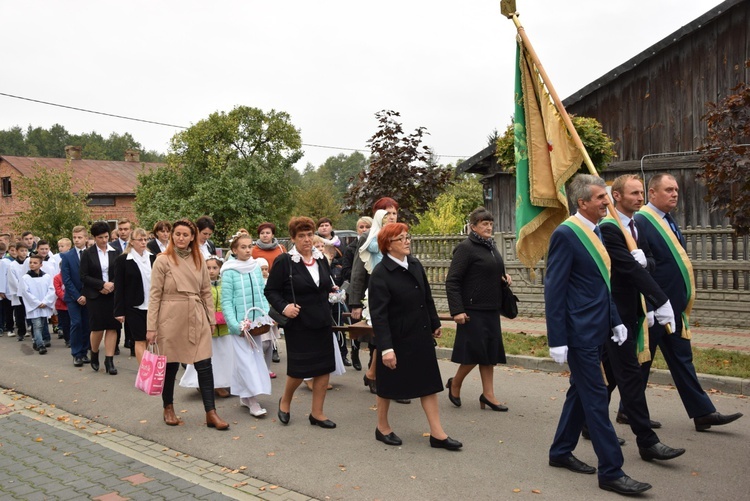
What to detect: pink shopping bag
<box><xmin>135</xmin><ymin>344</ymin><xmax>167</xmax><ymax>396</ymax></box>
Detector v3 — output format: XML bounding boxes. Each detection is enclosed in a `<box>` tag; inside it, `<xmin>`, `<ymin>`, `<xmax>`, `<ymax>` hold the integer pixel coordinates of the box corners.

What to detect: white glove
<box><xmin>611</xmin><ymin>324</ymin><xmax>628</xmax><ymax>345</ymax></box>
<box><xmin>630</xmin><ymin>249</ymin><xmax>647</xmax><ymax>268</ymax></box>
<box><xmin>654</xmin><ymin>300</ymin><xmax>677</xmax><ymax>333</ymax></box>
<box><xmin>549</xmin><ymin>346</ymin><xmax>568</xmax><ymax>364</ymax></box>
<box><xmin>646</xmin><ymin>311</ymin><xmax>655</xmax><ymax>327</ymax></box>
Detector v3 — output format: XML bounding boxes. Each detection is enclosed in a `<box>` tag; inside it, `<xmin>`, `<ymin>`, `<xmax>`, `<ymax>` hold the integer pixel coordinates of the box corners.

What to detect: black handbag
<box><xmin>269</xmin><ymin>255</ymin><xmax>295</xmax><ymax>327</ymax></box>
<box><xmin>500</xmin><ymin>278</ymin><xmax>519</xmax><ymax>319</ymax></box>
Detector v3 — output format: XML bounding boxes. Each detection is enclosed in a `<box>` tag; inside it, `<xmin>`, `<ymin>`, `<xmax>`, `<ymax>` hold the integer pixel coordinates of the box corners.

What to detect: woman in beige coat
<box><xmin>147</xmin><ymin>219</ymin><xmax>229</xmax><ymax>430</ymax></box>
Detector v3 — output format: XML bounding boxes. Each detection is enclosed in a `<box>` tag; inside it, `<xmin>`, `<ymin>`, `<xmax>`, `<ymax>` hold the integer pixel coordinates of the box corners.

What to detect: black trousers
<box><xmin>162</xmin><ymin>359</ymin><xmax>215</xmax><ymax>412</ymax></box>
<box><xmin>604</xmin><ymin>322</ymin><xmax>659</xmax><ymax>448</ymax></box>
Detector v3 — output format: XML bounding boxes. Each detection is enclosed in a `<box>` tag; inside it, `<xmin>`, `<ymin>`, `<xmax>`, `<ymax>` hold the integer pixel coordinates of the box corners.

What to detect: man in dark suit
<box><xmin>109</xmin><ymin>218</ymin><xmax>131</xmax><ymax>254</ymax></box>
<box><xmin>635</xmin><ymin>173</ymin><xmax>743</xmax><ymax>431</ymax></box>
<box><xmin>60</xmin><ymin>226</ymin><xmax>90</xmax><ymax>367</ymax></box>
<box><xmin>546</xmin><ymin>174</ymin><xmax>651</xmax><ymax>496</ymax></box>
<box><xmin>599</xmin><ymin>175</ymin><xmax>685</xmax><ymax>461</ymax></box>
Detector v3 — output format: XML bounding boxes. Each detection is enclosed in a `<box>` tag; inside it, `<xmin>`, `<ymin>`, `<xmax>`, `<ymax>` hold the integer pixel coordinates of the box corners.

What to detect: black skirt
<box><xmin>284</xmin><ymin>324</ymin><xmax>335</xmax><ymax>379</ymax></box>
<box><xmin>87</xmin><ymin>294</ymin><xmax>121</xmax><ymax>331</ymax></box>
<box><xmin>451</xmin><ymin>309</ymin><xmax>506</xmax><ymax>365</ymax></box>
<box><xmin>126</xmin><ymin>308</ymin><xmax>147</xmax><ymax>342</ymax></box>
<box><xmin>376</xmin><ymin>332</ymin><xmax>444</xmax><ymax>400</ymax></box>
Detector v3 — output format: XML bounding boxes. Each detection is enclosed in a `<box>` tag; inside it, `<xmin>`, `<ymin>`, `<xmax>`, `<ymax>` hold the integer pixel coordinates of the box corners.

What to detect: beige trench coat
<box><xmin>147</xmin><ymin>254</ymin><xmax>215</xmax><ymax>364</ymax></box>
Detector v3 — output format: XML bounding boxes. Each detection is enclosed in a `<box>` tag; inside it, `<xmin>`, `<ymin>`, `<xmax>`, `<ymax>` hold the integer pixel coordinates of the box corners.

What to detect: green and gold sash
<box><xmin>638</xmin><ymin>206</ymin><xmax>695</xmax><ymax>339</ymax></box>
<box><xmin>561</xmin><ymin>216</ymin><xmax>611</xmax><ymax>290</ymax></box>
<box><xmin>601</xmin><ymin>216</ymin><xmax>650</xmax><ymax>363</ymax></box>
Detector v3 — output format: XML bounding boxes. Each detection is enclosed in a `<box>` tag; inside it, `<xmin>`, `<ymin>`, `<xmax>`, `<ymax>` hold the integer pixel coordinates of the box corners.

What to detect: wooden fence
<box><xmin>413</xmin><ymin>227</ymin><xmax>750</xmax><ymax>329</ymax></box>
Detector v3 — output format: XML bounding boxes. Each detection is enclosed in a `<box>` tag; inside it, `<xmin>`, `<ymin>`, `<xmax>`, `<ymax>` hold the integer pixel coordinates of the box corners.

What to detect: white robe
<box><xmin>19</xmin><ymin>272</ymin><xmax>55</xmax><ymax>319</ymax></box>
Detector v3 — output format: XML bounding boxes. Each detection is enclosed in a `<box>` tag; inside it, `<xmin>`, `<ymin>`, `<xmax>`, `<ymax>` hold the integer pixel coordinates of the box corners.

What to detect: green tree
<box><xmin>293</xmin><ymin>182</ymin><xmax>343</xmax><ymax>226</ymax></box>
<box><xmin>495</xmin><ymin>115</ymin><xmax>615</xmax><ymax>174</ymax></box>
<box><xmin>699</xmin><ymin>81</ymin><xmax>750</xmax><ymax>235</ymax></box>
<box><xmin>135</xmin><ymin>105</ymin><xmax>302</xmax><ymax>243</ymax></box>
<box><xmin>11</xmin><ymin>161</ymin><xmax>92</xmax><ymax>250</ymax></box>
<box><xmin>412</xmin><ymin>173</ymin><xmax>483</xmax><ymax>234</ymax></box>
<box><xmin>0</xmin><ymin>126</ymin><xmax>26</xmax><ymax>155</ymax></box>
<box><xmin>345</xmin><ymin>110</ymin><xmax>453</xmax><ymax>225</ymax></box>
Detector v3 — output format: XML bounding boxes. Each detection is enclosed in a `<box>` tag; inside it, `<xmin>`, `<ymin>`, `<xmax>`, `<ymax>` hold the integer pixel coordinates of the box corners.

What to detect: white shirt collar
<box><xmin>387</xmin><ymin>253</ymin><xmax>409</xmax><ymax>269</ymax></box>
<box><xmin>615</xmin><ymin>208</ymin><xmax>633</xmax><ymax>227</ymax></box>
<box><xmin>574</xmin><ymin>211</ymin><xmax>597</xmax><ymax>231</ymax></box>
<box><xmin>646</xmin><ymin>202</ymin><xmax>667</xmax><ymax>218</ymax></box>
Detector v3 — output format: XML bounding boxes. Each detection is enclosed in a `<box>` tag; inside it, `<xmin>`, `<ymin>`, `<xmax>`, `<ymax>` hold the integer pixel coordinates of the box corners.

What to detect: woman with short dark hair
<box><xmin>80</xmin><ymin>221</ymin><xmax>121</xmax><ymax>375</ymax></box>
<box><xmin>265</xmin><ymin>216</ymin><xmax>337</xmax><ymax>428</ymax></box>
<box><xmin>444</xmin><ymin>207</ymin><xmax>512</xmax><ymax>412</ymax></box>
<box><xmin>252</xmin><ymin>222</ymin><xmax>286</xmax><ymax>271</ymax></box>
<box><xmin>147</xmin><ymin>220</ymin><xmax>172</xmax><ymax>255</ymax></box>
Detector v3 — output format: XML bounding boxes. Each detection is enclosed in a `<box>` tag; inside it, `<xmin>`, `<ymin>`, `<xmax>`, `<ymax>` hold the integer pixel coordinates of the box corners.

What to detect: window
<box><xmin>87</xmin><ymin>196</ymin><xmax>115</xmax><ymax>206</ymax></box>
<box><xmin>1</xmin><ymin>177</ymin><xmax>11</xmax><ymax>197</ymax></box>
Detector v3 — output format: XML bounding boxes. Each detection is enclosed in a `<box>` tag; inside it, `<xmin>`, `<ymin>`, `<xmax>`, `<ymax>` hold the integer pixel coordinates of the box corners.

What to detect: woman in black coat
<box><xmin>368</xmin><ymin>223</ymin><xmax>462</xmax><ymax>450</ymax></box>
<box><xmin>80</xmin><ymin>221</ymin><xmax>121</xmax><ymax>375</ymax></box>
<box><xmin>444</xmin><ymin>207</ymin><xmax>512</xmax><ymax>412</ymax></box>
<box><xmin>265</xmin><ymin>216</ymin><xmax>337</xmax><ymax>429</ymax></box>
<box><xmin>114</xmin><ymin>228</ymin><xmax>155</xmax><ymax>363</ymax></box>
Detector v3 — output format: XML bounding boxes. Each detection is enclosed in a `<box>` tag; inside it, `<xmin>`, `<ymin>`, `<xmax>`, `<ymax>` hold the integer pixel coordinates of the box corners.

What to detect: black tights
<box><xmin>162</xmin><ymin>359</ymin><xmax>215</xmax><ymax>412</ymax></box>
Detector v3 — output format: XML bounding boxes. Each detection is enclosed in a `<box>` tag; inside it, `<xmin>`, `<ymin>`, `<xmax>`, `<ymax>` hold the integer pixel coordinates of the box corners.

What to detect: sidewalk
<box><xmin>0</xmin><ymin>389</ymin><xmax>315</xmax><ymax>501</ymax></box>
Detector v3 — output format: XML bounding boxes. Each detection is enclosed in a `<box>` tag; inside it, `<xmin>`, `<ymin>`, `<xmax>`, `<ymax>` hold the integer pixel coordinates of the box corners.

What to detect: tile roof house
<box><xmin>0</xmin><ymin>147</ymin><xmax>164</xmax><ymax>236</ymax></box>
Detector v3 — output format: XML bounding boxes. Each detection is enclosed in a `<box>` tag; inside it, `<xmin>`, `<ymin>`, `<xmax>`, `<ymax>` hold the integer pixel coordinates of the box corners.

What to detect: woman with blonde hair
<box><xmin>114</xmin><ymin>228</ymin><xmax>155</xmax><ymax>363</ymax></box>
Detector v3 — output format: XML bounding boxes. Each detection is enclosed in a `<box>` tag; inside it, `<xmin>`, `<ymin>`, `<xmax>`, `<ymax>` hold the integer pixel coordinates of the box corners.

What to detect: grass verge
<box><xmin>437</xmin><ymin>328</ymin><xmax>750</xmax><ymax>379</ymax></box>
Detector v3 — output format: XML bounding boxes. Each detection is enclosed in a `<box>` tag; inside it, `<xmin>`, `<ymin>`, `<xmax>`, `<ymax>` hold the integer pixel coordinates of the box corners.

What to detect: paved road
<box><xmin>1</xmin><ymin>333</ymin><xmax>748</xmax><ymax>500</ymax></box>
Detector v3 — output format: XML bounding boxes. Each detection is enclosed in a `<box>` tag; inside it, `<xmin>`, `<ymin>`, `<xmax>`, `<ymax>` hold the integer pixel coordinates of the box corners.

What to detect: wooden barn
<box><xmin>459</xmin><ymin>0</ymin><xmax>749</xmax><ymax>232</ymax></box>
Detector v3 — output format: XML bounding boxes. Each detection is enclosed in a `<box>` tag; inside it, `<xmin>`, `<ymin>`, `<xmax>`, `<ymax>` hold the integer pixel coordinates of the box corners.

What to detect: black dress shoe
<box><xmin>309</xmin><ymin>415</ymin><xmax>336</xmax><ymax>429</ymax></box>
<box><xmin>343</xmin><ymin>357</ymin><xmax>352</xmax><ymax>367</ymax></box>
<box><xmin>549</xmin><ymin>455</ymin><xmax>596</xmax><ymax>474</ymax></box>
<box><xmin>80</xmin><ymin>355</ymin><xmax>90</xmax><ymax>364</ymax></box>
<box><xmin>429</xmin><ymin>435</ymin><xmax>462</xmax><ymax>450</ymax></box>
<box><xmin>616</xmin><ymin>411</ymin><xmax>661</xmax><ymax>429</ymax></box>
<box><xmin>277</xmin><ymin>398</ymin><xmax>290</xmax><ymax>425</ymax></box>
<box><xmin>582</xmin><ymin>426</ymin><xmax>626</xmax><ymax>446</ymax></box>
<box><xmin>73</xmin><ymin>357</ymin><xmax>84</xmax><ymax>367</ymax></box>
<box><xmin>599</xmin><ymin>475</ymin><xmax>652</xmax><ymax>495</ymax></box>
<box><xmin>639</xmin><ymin>442</ymin><xmax>686</xmax><ymax>461</ymax></box>
<box><xmin>351</xmin><ymin>350</ymin><xmax>362</xmax><ymax>371</ymax></box>
<box><xmin>446</xmin><ymin>377</ymin><xmax>461</xmax><ymax>407</ymax></box>
<box><xmin>114</xmin><ymin>347</ymin><xmax>120</xmax><ymax>356</ymax></box>
<box><xmin>363</xmin><ymin>375</ymin><xmax>377</xmax><ymax>394</ymax></box>
<box><xmin>395</xmin><ymin>399</ymin><xmax>411</xmax><ymax>404</ymax></box>
<box><xmin>376</xmin><ymin>428</ymin><xmax>402</xmax><ymax>446</ymax></box>
<box><xmin>44</xmin><ymin>341</ymin><xmax>51</xmax><ymax>348</ymax></box>
<box><xmin>694</xmin><ymin>411</ymin><xmax>743</xmax><ymax>431</ymax></box>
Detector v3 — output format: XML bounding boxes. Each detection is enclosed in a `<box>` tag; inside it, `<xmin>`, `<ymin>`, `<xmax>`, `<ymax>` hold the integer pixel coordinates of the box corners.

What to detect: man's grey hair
<box><xmin>568</xmin><ymin>174</ymin><xmax>606</xmax><ymax>208</ymax></box>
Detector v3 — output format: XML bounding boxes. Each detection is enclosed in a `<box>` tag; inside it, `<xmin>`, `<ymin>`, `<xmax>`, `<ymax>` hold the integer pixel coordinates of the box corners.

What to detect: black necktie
<box><xmin>664</xmin><ymin>213</ymin><xmax>683</xmax><ymax>242</ymax></box>
<box><xmin>628</xmin><ymin>220</ymin><xmax>637</xmax><ymax>241</ymax></box>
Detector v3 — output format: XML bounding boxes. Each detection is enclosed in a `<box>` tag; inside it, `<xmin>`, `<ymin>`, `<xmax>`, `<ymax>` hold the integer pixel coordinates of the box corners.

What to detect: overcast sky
<box><xmin>1</xmin><ymin>0</ymin><xmax>723</xmax><ymax>169</ymax></box>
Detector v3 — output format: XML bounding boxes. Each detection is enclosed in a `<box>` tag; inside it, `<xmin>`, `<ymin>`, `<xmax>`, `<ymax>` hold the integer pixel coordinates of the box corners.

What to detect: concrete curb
<box><xmin>435</xmin><ymin>348</ymin><xmax>750</xmax><ymax>396</ymax></box>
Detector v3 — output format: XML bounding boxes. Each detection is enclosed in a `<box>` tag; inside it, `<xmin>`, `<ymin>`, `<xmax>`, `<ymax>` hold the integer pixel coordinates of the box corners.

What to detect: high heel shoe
<box><xmin>206</xmin><ymin>410</ymin><xmax>229</xmax><ymax>430</ymax></box>
<box><xmin>363</xmin><ymin>374</ymin><xmax>377</xmax><ymax>394</ymax></box>
<box><xmin>277</xmin><ymin>398</ymin><xmax>290</xmax><ymax>425</ymax></box>
<box><xmin>479</xmin><ymin>394</ymin><xmax>508</xmax><ymax>412</ymax></box>
<box><xmin>163</xmin><ymin>404</ymin><xmax>180</xmax><ymax>426</ymax></box>
<box><xmin>446</xmin><ymin>377</ymin><xmax>461</xmax><ymax>407</ymax></box>
<box><xmin>104</xmin><ymin>356</ymin><xmax>117</xmax><ymax>375</ymax></box>
<box><xmin>309</xmin><ymin>414</ymin><xmax>336</xmax><ymax>429</ymax></box>
<box><xmin>90</xmin><ymin>351</ymin><xmax>100</xmax><ymax>372</ymax></box>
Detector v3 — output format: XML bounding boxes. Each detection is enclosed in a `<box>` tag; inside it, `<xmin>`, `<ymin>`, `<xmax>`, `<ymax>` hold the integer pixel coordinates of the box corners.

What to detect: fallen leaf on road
<box><xmin>35</xmin><ymin>437</ymin><xmax>43</xmax><ymax>442</ymax></box>
<box><xmin>267</xmin><ymin>452</ymin><xmax>275</xmax><ymax>456</ymax></box>
<box><xmin>422</xmin><ymin>433</ymin><xmax>430</xmax><ymax>437</ymax></box>
<box><xmin>139</xmin><ymin>420</ymin><xmax>147</xmax><ymax>424</ymax></box>
<box><xmin>269</xmin><ymin>486</ymin><xmax>278</xmax><ymax>489</ymax></box>
<box><xmin>532</xmin><ymin>489</ymin><xmax>541</xmax><ymax>494</ymax></box>
<box><xmin>410</xmin><ymin>476</ymin><xmax>416</xmax><ymax>479</ymax></box>
<box><xmin>239</xmin><ymin>466</ymin><xmax>247</xmax><ymax>470</ymax></box>
<box><xmin>233</xmin><ymin>482</ymin><xmax>248</xmax><ymax>487</ymax></box>
<box><xmin>232</xmin><ymin>436</ymin><xmax>240</xmax><ymax>440</ymax></box>
<box><xmin>513</xmin><ymin>488</ymin><xmax>521</xmax><ymax>493</ymax></box>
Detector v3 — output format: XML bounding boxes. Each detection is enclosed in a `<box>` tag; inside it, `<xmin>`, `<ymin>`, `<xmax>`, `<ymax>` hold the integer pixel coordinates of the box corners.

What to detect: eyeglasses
<box><xmin>390</xmin><ymin>234</ymin><xmax>412</xmax><ymax>243</ymax></box>
<box><xmin>133</xmin><ymin>238</ymin><xmax>149</xmax><ymax>242</ymax></box>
